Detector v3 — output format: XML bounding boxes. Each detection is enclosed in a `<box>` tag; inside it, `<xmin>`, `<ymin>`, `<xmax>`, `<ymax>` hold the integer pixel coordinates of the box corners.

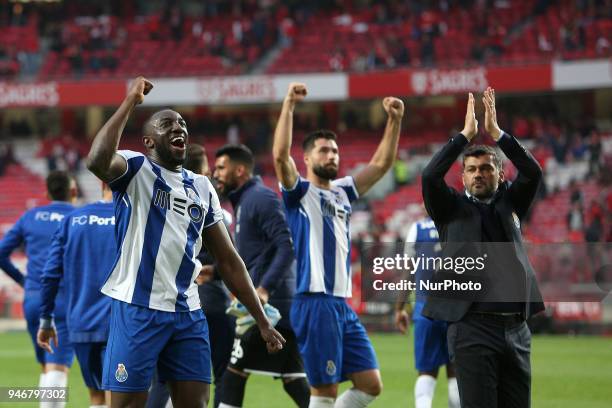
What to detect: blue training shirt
<box><xmin>0</xmin><ymin>202</ymin><xmax>75</xmax><ymax>290</ymax></box>
<box><xmin>404</xmin><ymin>217</ymin><xmax>441</xmax><ymax>301</ymax></box>
<box><xmin>40</xmin><ymin>201</ymin><xmax>115</xmax><ymax>343</ymax></box>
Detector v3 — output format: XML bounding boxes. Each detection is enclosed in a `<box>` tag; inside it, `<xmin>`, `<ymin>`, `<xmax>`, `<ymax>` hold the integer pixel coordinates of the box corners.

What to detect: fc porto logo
<box><xmin>115</xmin><ymin>363</ymin><xmax>128</xmax><ymax>383</ymax></box>
<box><xmin>326</xmin><ymin>360</ymin><xmax>336</xmax><ymax>376</ymax></box>
<box><xmin>187</xmin><ymin>204</ymin><xmax>204</xmax><ymax>223</ymax></box>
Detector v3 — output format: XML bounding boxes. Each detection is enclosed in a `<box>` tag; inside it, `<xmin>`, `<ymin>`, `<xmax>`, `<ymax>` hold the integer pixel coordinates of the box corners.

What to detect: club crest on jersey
<box><xmin>154</xmin><ymin>188</ymin><xmax>204</xmax><ymax>223</ymax></box>
<box><xmin>115</xmin><ymin>363</ymin><xmax>128</xmax><ymax>382</ymax></box>
<box><xmin>326</xmin><ymin>360</ymin><xmax>336</xmax><ymax>376</ymax></box>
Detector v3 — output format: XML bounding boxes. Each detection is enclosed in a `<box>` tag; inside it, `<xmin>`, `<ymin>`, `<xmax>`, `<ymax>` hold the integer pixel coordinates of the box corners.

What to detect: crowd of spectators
<box><xmin>1</xmin><ymin>0</ymin><xmax>611</xmax><ymax>78</ymax></box>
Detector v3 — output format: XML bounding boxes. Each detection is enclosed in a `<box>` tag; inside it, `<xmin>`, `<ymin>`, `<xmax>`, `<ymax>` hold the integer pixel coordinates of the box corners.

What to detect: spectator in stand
<box><xmin>391</xmin><ymin>38</ymin><xmax>410</xmax><ymax>66</ymax></box>
<box><xmin>329</xmin><ymin>47</ymin><xmax>347</xmax><ymax>72</ymax></box>
<box><xmin>585</xmin><ymin>198</ymin><xmax>606</xmax><ymax>280</ymax></box>
<box><xmin>420</xmin><ymin>33</ymin><xmax>435</xmax><ymax>66</ymax></box>
<box><xmin>560</xmin><ymin>22</ymin><xmax>578</xmax><ymax>51</ymax></box>
<box><xmin>166</xmin><ymin>5</ymin><xmax>185</xmax><ymax>41</ymax></box>
<box><xmin>595</xmin><ymin>35</ymin><xmax>610</xmax><ymax>56</ymax></box>
<box><xmin>538</xmin><ymin>31</ymin><xmax>553</xmax><ymax>52</ymax></box>
<box><xmin>569</xmin><ymin>180</ymin><xmax>584</xmax><ymax>206</ymax></box>
<box><xmin>587</xmin><ymin>130</ymin><xmax>602</xmax><ymax>176</ymax></box>
<box><xmin>585</xmin><ymin>200</ymin><xmax>605</xmax><ymax>243</ymax></box>
<box><xmin>66</xmin><ymin>44</ymin><xmax>84</xmax><ymax>76</ymax></box>
<box><xmin>393</xmin><ymin>150</ymin><xmax>411</xmax><ymax>187</ymax></box>
<box><xmin>471</xmin><ymin>39</ymin><xmax>486</xmax><ymax>63</ymax></box>
<box><xmin>566</xmin><ymin>201</ymin><xmax>585</xmax><ymax>241</ymax></box>
<box><xmin>0</xmin><ymin>143</ymin><xmax>17</xmax><ymax>177</ymax></box>
<box><xmin>279</xmin><ymin>16</ymin><xmax>296</xmax><ymax>48</ymax></box>
<box><xmin>351</xmin><ymin>52</ymin><xmax>368</xmax><ymax>72</ymax></box>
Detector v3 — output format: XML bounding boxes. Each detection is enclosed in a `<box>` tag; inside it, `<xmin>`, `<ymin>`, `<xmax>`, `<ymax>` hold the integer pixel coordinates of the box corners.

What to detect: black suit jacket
<box><xmin>421</xmin><ymin>133</ymin><xmax>545</xmax><ymax>322</ymax></box>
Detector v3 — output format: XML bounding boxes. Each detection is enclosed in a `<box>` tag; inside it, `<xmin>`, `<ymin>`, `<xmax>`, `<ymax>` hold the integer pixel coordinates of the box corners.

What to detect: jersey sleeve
<box><xmin>0</xmin><ymin>214</ymin><xmax>26</xmax><ymax>286</ymax></box>
<box><xmin>109</xmin><ymin>150</ymin><xmax>146</xmax><ymax>193</ymax></box>
<box><xmin>280</xmin><ymin>177</ymin><xmax>310</xmax><ymax>208</ymax></box>
<box><xmin>40</xmin><ymin>218</ymin><xmax>68</xmax><ymax>319</ymax></box>
<box><xmin>202</xmin><ymin>179</ymin><xmax>224</xmax><ymax>229</ymax></box>
<box><xmin>332</xmin><ymin>176</ymin><xmax>359</xmax><ymax>203</ymax></box>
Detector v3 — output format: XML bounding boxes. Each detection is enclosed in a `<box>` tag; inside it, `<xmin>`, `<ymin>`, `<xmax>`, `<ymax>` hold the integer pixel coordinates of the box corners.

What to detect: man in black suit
<box><xmin>421</xmin><ymin>87</ymin><xmax>544</xmax><ymax>408</ymax></box>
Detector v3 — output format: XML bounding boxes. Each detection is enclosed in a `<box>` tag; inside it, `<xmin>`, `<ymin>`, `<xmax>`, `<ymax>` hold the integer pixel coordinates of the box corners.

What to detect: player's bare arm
<box><xmin>483</xmin><ymin>87</ymin><xmax>502</xmax><ymax>141</ymax></box>
<box><xmin>202</xmin><ymin>222</ymin><xmax>286</xmax><ymax>352</ymax></box>
<box><xmin>272</xmin><ymin>82</ymin><xmax>307</xmax><ymax>189</ymax></box>
<box><xmin>86</xmin><ymin>76</ymin><xmax>153</xmax><ymax>183</ymax></box>
<box><xmin>353</xmin><ymin>97</ymin><xmax>405</xmax><ymax>196</ymax></box>
<box><xmin>394</xmin><ymin>300</ymin><xmax>411</xmax><ymax>335</ymax></box>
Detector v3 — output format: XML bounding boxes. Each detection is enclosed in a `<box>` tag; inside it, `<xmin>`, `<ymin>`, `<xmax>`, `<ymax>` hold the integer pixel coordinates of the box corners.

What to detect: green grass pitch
<box><xmin>0</xmin><ymin>331</ymin><xmax>610</xmax><ymax>407</ymax></box>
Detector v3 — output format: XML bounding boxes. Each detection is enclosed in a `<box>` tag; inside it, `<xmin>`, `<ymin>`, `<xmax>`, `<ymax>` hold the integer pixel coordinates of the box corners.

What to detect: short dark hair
<box><xmin>462</xmin><ymin>145</ymin><xmax>503</xmax><ymax>170</ymax></box>
<box><xmin>302</xmin><ymin>129</ymin><xmax>337</xmax><ymax>152</ymax></box>
<box><xmin>142</xmin><ymin>108</ymin><xmax>179</xmax><ymax>136</ymax></box>
<box><xmin>183</xmin><ymin>144</ymin><xmax>207</xmax><ymax>173</ymax></box>
<box><xmin>215</xmin><ymin>144</ymin><xmax>254</xmax><ymax>171</ymax></box>
<box><xmin>46</xmin><ymin>171</ymin><xmax>72</xmax><ymax>201</ymax></box>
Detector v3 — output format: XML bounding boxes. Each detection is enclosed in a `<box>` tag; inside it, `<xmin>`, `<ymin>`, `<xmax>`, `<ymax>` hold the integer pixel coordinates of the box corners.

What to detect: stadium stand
<box><xmin>0</xmin><ymin>0</ymin><xmax>610</xmax><ymax>79</ymax></box>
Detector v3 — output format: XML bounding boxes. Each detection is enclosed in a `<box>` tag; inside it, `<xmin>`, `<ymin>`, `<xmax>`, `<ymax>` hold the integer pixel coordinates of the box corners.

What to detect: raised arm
<box><xmin>353</xmin><ymin>97</ymin><xmax>405</xmax><ymax>196</ymax></box>
<box><xmin>272</xmin><ymin>82</ymin><xmax>306</xmax><ymax>189</ymax></box>
<box><xmin>86</xmin><ymin>77</ymin><xmax>153</xmax><ymax>183</ymax></box>
<box><xmin>483</xmin><ymin>87</ymin><xmax>542</xmax><ymax>218</ymax></box>
<box><xmin>202</xmin><ymin>222</ymin><xmax>285</xmax><ymax>352</ymax></box>
<box><xmin>422</xmin><ymin>93</ymin><xmax>477</xmax><ymax>223</ymax></box>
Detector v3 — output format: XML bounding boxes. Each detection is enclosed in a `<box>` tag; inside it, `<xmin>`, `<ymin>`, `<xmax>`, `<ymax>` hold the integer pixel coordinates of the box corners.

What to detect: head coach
<box><xmin>420</xmin><ymin>87</ymin><xmax>545</xmax><ymax>408</ymax></box>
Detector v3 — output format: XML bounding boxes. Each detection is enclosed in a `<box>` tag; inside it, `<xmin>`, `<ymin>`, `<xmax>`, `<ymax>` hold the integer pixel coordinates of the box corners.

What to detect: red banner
<box><xmin>349</xmin><ymin>64</ymin><xmax>552</xmax><ymax>98</ymax></box>
<box><xmin>58</xmin><ymin>81</ymin><xmax>126</xmax><ymax>106</ymax></box>
<box><xmin>0</xmin><ymin>80</ymin><xmax>126</xmax><ymax>108</ymax></box>
<box><xmin>0</xmin><ymin>63</ymin><xmax>559</xmax><ymax>107</ymax></box>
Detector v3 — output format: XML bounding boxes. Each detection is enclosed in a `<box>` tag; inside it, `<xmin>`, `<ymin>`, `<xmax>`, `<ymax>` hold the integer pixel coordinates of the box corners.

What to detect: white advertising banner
<box><xmin>553</xmin><ymin>59</ymin><xmax>612</xmax><ymax>90</ymax></box>
<box><xmin>140</xmin><ymin>73</ymin><xmax>347</xmax><ymax>106</ymax></box>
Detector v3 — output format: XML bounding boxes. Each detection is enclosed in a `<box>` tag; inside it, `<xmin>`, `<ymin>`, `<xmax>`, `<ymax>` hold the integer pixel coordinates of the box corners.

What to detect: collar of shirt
<box><xmin>228</xmin><ymin>176</ymin><xmax>261</xmax><ymax>208</ymax></box>
<box><xmin>465</xmin><ymin>190</ymin><xmax>494</xmax><ymax>205</ymax></box>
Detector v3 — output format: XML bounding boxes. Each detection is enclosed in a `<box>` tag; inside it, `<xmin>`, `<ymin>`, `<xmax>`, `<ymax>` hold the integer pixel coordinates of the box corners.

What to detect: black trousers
<box><xmin>447</xmin><ymin>313</ymin><xmax>532</xmax><ymax>408</ymax></box>
<box><xmin>207</xmin><ymin>311</ymin><xmax>236</xmax><ymax>408</ymax></box>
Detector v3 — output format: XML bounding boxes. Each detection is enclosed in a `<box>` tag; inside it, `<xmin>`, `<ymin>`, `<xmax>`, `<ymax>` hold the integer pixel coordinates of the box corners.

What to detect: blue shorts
<box><xmin>290</xmin><ymin>293</ymin><xmax>378</xmax><ymax>386</ymax></box>
<box><xmin>23</xmin><ymin>289</ymin><xmax>74</xmax><ymax>367</ymax></box>
<box><xmin>413</xmin><ymin>301</ymin><xmax>450</xmax><ymax>372</ymax></box>
<box><xmin>74</xmin><ymin>342</ymin><xmax>106</xmax><ymax>391</ymax></box>
<box><xmin>102</xmin><ymin>299</ymin><xmax>211</xmax><ymax>392</ymax></box>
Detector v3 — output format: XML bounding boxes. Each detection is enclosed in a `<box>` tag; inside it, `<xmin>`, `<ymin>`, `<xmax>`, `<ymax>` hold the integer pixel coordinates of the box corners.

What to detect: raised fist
<box><xmin>285</xmin><ymin>82</ymin><xmax>307</xmax><ymax>105</ymax></box>
<box><xmin>128</xmin><ymin>76</ymin><xmax>153</xmax><ymax>105</ymax></box>
<box><xmin>383</xmin><ymin>97</ymin><xmax>405</xmax><ymax>121</ymax></box>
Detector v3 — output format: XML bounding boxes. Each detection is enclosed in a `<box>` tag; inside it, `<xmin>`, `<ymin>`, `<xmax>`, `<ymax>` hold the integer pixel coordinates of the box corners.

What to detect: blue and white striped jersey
<box><xmin>281</xmin><ymin>176</ymin><xmax>357</xmax><ymax>298</ymax></box>
<box><xmin>102</xmin><ymin>150</ymin><xmax>223</xmax><ymax>312</ymax></box>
